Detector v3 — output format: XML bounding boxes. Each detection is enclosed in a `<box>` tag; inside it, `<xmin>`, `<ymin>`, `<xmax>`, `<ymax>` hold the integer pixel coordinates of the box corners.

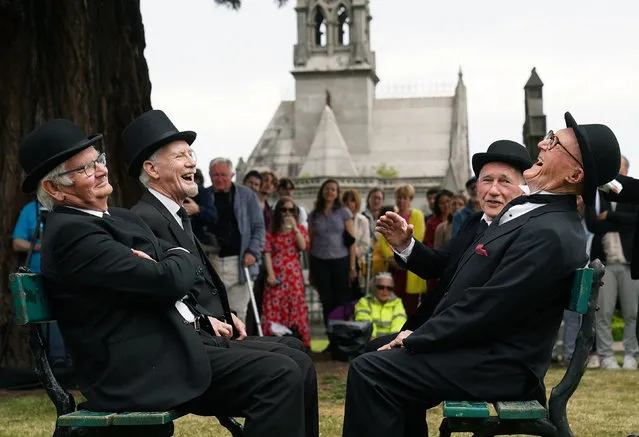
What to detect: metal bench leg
<box><xmin>439</xmin><ymin>418</ymin><xmax>452</xmax><ymax>437</ymax></box>
<box><xmin>218</xmin><ymin>416</ymin><xmax>244</xmax><ymax>437</ymax></box>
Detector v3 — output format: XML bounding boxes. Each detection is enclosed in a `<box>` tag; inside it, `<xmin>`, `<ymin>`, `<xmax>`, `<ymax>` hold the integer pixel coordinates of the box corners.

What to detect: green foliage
<box><xmin>299</xmin><ymin>172</ymin><xmax>312</xmax><ymax>179</ymax></box>
<box><xmin>612</xmin><ymin>311</ymin><xmax>624</xmax><ymax>342</ymax></box>
<box><xmin>376</xmin><ymin>162</ymin><xmax>399</xmax><ymax>178</ymax></box>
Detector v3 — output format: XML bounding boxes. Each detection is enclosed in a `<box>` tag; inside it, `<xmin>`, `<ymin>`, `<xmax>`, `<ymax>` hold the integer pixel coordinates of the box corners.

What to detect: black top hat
<box><xmin>122</xmin><ymin>109</ymin><xmax>196</xmax><ymax>177</ymax></box>
<box><xmin>564</xmin><ymin>112</ymin><xmax>620</xmax><ymax>205</ymax></box>
<box><xmin>19</xmin><ymin>119</ymin><xmax>103</xmax><ymax>193</ymax></box>
<box><xmin>472</xmin><ymin>140</ymin><xmax>532</xmax><ymax>177</ymax></box>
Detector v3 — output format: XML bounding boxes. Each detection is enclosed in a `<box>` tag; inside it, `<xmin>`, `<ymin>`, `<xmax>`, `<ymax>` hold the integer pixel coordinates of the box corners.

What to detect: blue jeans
<box><xmin>40</xmin><ymin>322</ymin><xmax>71</xmax><ymax>367</ymax></box>
<box><xmin>552</xmin><ymin>310</ymin><xmax>582</xmax><ymax>361</ymax></box>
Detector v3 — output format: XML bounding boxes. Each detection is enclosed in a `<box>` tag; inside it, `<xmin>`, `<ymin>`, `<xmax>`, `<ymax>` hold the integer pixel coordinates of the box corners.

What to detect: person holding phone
<box><xmin>262</xmin><ymin>197</ymin><xmax>311</xmax><ymax>347</ymax></box>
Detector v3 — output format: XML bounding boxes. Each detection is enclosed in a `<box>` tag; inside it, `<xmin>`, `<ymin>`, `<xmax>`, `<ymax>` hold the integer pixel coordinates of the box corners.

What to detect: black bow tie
<box><xmin>492</xmin><ymin>193</ymin><xmax>575</xmax><ymax>225</ymax></box>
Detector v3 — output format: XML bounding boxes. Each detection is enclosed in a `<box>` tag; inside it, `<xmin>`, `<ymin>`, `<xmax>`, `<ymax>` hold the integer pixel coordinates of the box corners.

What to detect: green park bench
<box><xmin>439</xmin><ymin>259</ymin><xmax>605</xmax><ymax>437</ymax></box>
<box><xmin>8</xmin><ymin>272</ymin><xmax>244</xmax><ymax>437</ymax></box>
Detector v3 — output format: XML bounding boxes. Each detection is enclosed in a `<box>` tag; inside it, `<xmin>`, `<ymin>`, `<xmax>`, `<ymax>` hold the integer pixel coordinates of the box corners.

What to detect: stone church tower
<box><xmin>241</xmin><ymin>0</ymin><xmax>470</xmax><ymax>210</ymax></box>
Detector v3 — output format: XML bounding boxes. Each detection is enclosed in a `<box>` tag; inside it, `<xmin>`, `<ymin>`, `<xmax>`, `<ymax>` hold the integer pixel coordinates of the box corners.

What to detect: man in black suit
<box><xmin>121</xmin><ymin>109</ymin><xmax>318</xmax><ymax>436</ymax></box>
<box><xmin>586</xmin><ymin>155</ymin><xmax>639</xmax><ymax>370</ymax></box>
<box><xmin>366</xmin><ymin>140</ymin><xmax>533</xmax><ymax>352</ymax></box>
<box><xmin>19</xmin><ymin>119</ymin><xmax>309</xmax><ymax>437</ymax></box>
<box><xmin>342</xmin><ymin>112</ymin><xmax>622</xmax><ymax>437</ymax></box>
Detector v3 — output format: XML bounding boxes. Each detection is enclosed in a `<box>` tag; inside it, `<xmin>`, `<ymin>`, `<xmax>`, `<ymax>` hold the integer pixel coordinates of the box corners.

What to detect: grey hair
<box><xmin>622</xmin><ymin>155</ymin><xmax>630</xmax><ymax>169</ymax></box>
<box><xmin>209</xmin><ymin>157</ymin><xmax>233</xmax><ymax>170</ymax></box>
<box><xmin>138</xmin><ymin>149</ymin><xmax>161</xmax><ymax>187</ymax></box>
<box><xmin>36</xmin><ymin>162</ymin><xmax>73</xmax><ymax>210</ymax></box>
<box><xmin>373</xmin><ymin>272</ymin><xmax>394</xmax><ymax>285</ymax></box>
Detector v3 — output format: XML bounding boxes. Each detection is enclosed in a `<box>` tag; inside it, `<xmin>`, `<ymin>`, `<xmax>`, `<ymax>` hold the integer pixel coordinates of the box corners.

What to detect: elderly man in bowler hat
<box><xmin>19</xmin><ymin>118</ymin><xmax>311</xmax><ymax>437</ymax></box>
<box><xmin>365</xmin><ymin>139</ymin><xmax>532</xmax><ymax>353</ymax></box>
<box><xmin>122</xmin><ymin>109</ymin><xmax>319</xmax><ymax>437</ymax></box>
<box><xmin>342</xmin><ymin>113</ymin><xmax>621</xmax><ymax>437</ymax></box>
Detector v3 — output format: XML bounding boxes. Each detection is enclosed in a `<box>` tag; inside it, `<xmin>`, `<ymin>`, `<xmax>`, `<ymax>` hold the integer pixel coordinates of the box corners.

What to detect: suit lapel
<box><xmin>141</xmin><ymin>191</ymin><xmax>197</xmax><ymax>253</ymax></box>
<box><xmin>451</xmin><ymin>201</ymin><xmax>576</xmax><ymax>284</ymax></box>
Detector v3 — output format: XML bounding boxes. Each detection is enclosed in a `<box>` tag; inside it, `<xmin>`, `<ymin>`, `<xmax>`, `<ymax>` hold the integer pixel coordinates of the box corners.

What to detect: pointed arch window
<box><xmin>313</xmin><ymin>8</ymin><xmax>327</xmax><ymax>47</ymax></box>
<box><xmin>337</xmin><ymin>5</ymin><xmax>350</xmax><ymax>46</ymax></box>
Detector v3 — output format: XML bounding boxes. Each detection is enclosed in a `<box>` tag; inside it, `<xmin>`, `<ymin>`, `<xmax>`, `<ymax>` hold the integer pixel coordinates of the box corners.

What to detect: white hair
<box><xmin>209</xmin><ymin>157</ymin><xmax>233</xmax><ymax>170</ymax></box>
<box><xmin>36</xmin><ymin>162</ymin><xmax>73</xmax><ymax>210</ymax></box>
<box><xmin>138</xmin><ymin>150</ymin><xmax>160</xmax><ymax>187</ymax></box>
<box><xmin>373</xmin><ymin>272</ymin><xmax>394</xmax><ymax>285</ymax></box>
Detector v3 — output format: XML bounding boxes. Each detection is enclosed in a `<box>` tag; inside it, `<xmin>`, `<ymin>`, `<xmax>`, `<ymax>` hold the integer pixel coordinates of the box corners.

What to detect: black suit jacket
<box><xmin>402</xmin><ymin>197</ymin><xmax>587</xmax><ymax>404</ymax></box>
<box><xmin>585</xmin><ymin>193</ymin><xmax>637</xmax><ymax>264</ymax></box>
<box><xmin>131</xmin><ymin>190</ymin><xmax>234</xmax><ymax>327</ymax></box>
<box><xmin>601</xmin><ymin>174</ymin><xmax>639</xmax><ymax>278</ymax></box>
<box><xmin>396</xmin><ymin>212</ymin><xmax>483</xmax><ymax>330</ymax></box>
<box><xmin>41</xmin><ymin>206</ymin><xmax>213</xmax><ymax>412</ymax></box>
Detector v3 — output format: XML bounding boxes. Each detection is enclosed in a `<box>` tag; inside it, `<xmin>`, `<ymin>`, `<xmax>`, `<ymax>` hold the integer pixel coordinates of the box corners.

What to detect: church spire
<box><xmin>299</xmin><ymin>105</ymin><xmax>358</xmax><ymax>177</ymax></box>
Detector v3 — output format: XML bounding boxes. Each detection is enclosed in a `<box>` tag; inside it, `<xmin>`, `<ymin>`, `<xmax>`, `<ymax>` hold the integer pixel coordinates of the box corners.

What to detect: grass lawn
<box><xmin>0</xmin><ymin>360</ymin><xmax>638</xmax><ymax>437</ymax></box>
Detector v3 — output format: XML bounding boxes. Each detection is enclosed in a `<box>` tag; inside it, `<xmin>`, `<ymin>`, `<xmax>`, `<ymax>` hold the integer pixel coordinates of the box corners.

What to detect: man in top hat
<box><xmin>122</xmin><ymin>109</ymin><xmax>319</xmax><ymax>437</ymax></box>
<box><xmin>21</xmin><ymin>118</ymin><xmax>311</xmax><ymax>437</ymax></box>
<box><xmin>365</xmin><ymin>139</ymin><xmax>532</xmax><ymax>353</ymax></box>
<box><xmin>342</xmin><ymin>112</ymin><xmax>621</xmax><ymax>437</ymax></box>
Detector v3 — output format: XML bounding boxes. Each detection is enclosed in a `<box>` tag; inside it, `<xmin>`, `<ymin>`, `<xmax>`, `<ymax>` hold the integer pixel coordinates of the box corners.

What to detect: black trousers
<box><xmin>342</xmin><ymin>349</ymin><xmax>474</xmax><ymax>437</ymax></box>
<box><xmin>310</xmin><ymin>255</ymin><xmax>351</xmax><ymax>325</ymax></box>
<box><xmin>178</xmin><ymin>335</ymin><xmax>318</xmax><ymax>437</ymax></box>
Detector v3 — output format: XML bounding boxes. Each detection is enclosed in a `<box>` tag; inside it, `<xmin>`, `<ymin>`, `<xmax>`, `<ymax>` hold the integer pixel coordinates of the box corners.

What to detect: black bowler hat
<box><xmin>472</xmin><ymin>140</ymin><xmax>532</xmax><ymax>176</ymax></box>
<box><xmin>122</xmin><ymin>109</ymin><xmax>196</xmax><ymax>177</ymax></box>
<box><xmin>18</xmin><ymin>119</ymin><xmax>103</xmax><ymax>193</ymax></box>
<box><xmin>564</xmin><ymin>112</ymin><xmax>620</xmax><ymax>205</ymax></box>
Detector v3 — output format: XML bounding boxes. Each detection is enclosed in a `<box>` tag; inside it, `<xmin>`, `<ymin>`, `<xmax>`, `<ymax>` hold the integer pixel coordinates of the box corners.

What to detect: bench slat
<box><xmin>111</xmin><ymin>410</ymin><xmax>185</xmax><ymax>426</ymax></box>
<box><xmin>57</xmin><ymin>411</ymin><xmax>116</xmax><ymax>427</ymax></box>
<box><xmin>569</xmin><ymin>268</ymin><xmax>594</xmax><ymax>314</ymax></box>
<box><xmin>9</xmin><ymin>273</ymin><xmax>53</xmax><ymax>325</ymax></box>
<box><xmin>442</xmin><ymin>401</ymin><xmax>490</xmax><ymax>418</ymax></box>
<box><xmin>494</xmin><ymin>401</ymin><xmax>547</xmax><ymax>419</ymax></box>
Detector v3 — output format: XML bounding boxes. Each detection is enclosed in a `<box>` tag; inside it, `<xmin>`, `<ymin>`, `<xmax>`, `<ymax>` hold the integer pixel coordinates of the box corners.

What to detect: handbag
<box><xmin>343</xmin><ymin>229</ymin><xmax>356</xmax><ymax>247</ymax></box>
<box><xmin>327</xmin><ymin>320</ymin><xmax>373</xmax><ymax>362</ymax></box>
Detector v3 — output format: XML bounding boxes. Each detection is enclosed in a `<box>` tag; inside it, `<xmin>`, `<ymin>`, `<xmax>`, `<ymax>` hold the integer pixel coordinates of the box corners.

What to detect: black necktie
<box><xmin>177</xmin><ymin>207</ymin><xmax>195</xmax><ymax>245</ymax></box>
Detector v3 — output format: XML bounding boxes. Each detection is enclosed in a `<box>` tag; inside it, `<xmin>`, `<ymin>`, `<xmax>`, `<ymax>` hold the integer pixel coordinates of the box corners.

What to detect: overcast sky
<box><xmin>140</xmin><ymin>0</ymin><xmax>639</xmax><ymax>184</ymax></box>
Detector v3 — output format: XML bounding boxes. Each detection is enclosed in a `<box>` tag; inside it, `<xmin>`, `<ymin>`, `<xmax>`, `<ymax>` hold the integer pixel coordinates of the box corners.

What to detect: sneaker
<box><xmin>622</xmin><ymin>355</ymin><xmax>638</xmax><ymax>370</ymax></box>
<box><xmin>586</xmin><ymin>354</ymin><xmax>600</xmax><ymax>369</ymax></box>
<box><xmin>600</xmin><ymin>356</ymin><xmax>620</xmax><ymax>370</ymax></box>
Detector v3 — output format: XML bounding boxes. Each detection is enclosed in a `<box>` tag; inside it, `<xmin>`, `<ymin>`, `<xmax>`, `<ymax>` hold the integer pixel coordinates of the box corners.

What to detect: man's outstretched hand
<box><xmin>377</xmin><ymin>330</ymin><xmax>413</xmax><ymax>351</ymax></box>
<box><xmin>376</xmin><ymin>212</ymin><xmax>414</xmax><ymax>251</ymax></box>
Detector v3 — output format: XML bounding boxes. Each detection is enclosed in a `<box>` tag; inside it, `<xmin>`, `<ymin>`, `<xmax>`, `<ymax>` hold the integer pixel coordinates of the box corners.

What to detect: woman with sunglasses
<box><xmin>261</xmin><ymin>197</ymin><xmax>311</xmax><ymax>347</ymax></box>
<box><xmin>354</xmin><ymin>272</ymin><xmax>407</xmax><ymax>340</ymax></box>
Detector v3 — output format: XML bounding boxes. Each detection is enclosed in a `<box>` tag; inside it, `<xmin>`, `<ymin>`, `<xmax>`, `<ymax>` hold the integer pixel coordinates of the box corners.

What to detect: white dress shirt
<box><xmin>68</xmin><ymin>207</ymin><xmax>107</xmax><ymax>218</ymax></box>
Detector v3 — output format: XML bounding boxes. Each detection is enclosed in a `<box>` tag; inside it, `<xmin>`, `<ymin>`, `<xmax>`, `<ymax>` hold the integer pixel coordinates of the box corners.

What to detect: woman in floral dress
<box><xmin>262</xmin><ymin>197</ymin><xmax>311</xmax><ymax>347</ymax></box>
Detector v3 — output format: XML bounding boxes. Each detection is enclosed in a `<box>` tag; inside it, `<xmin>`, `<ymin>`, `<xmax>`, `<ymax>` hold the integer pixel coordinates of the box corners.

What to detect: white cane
<box><xmin>244</xmin><ymin>266</ymin><xmax>263</xmax><ymax>336</ymax></box>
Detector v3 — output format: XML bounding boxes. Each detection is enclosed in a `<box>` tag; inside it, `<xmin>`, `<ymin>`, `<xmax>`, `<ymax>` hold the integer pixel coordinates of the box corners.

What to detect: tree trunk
<box><xmin>0</xmin><ymin>0</ymin><xmax>151</xmax><ymax>367</ymax></box>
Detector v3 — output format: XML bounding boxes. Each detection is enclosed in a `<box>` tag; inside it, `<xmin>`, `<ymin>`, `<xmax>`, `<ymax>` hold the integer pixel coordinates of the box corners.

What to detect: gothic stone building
<box><xmin>238</xmin><ymin>0</ymin><xmax>470</xmax><ymax>210</ymax></box>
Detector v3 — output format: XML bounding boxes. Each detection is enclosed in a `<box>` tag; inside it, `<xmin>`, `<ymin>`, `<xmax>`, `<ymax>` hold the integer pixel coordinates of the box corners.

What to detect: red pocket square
<box><xmin>474</xmin><ymin>243</ymin><xmax>488</xmax><ymax>256</ymax></box>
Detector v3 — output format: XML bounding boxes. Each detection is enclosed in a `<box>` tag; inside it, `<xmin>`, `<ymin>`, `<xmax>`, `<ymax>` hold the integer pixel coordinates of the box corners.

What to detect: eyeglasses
<box><xmin>544</xmin><ymin>131</ymin><xmax>583</xmax><ymax>169</ymax></box>
<box><xmin>376</xmin><ymin>284</ymin><xmax>394</xmax><ymax>291</ymax></box>
<box><xmin>281</xmin><ymin>208</ymin><xmax>296</xmax><ymax>213</ymax></box>
<box><xmin>55</xmin><ymin>153</ymin><xmax>107</xmax><ymax>178</ymax></box>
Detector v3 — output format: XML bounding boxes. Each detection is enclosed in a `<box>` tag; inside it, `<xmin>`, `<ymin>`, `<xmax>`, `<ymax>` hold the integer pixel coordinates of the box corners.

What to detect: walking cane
<box><xmin>364</xmin><ymin>248</ymin><xmax>373</xmax><ymax>292</ymax></box>
<box><xmin>244</xmin><ymin>267</ymin><xmax>263</xmax><ymax>336</ymax></box>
